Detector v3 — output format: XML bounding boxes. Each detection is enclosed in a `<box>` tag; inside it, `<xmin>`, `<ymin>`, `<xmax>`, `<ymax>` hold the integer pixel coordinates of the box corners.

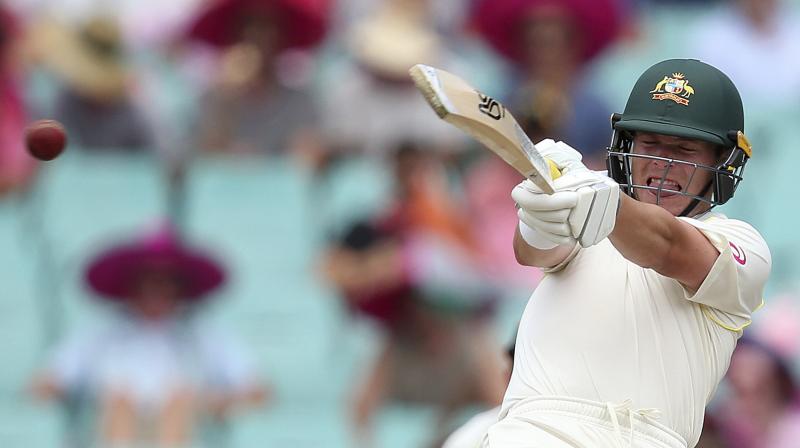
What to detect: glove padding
<box><xmin>513</xmin><ymin>170</ymin><xmax>620</xmax><ymax>248</ymax></box>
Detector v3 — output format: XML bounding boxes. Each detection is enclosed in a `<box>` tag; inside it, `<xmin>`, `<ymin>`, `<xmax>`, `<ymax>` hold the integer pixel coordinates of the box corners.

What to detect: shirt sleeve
<box><xmin>677</xmin><ymin>215</ymin><xmax>771</xmax><ymax>327</ymax></box>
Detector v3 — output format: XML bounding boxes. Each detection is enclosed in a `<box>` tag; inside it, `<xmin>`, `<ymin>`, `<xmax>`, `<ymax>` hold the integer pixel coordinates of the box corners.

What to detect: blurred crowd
<box><xmin>1</xmin><ymin>0</ymin><xmax>799</xmax><ymax>447</ymax></box>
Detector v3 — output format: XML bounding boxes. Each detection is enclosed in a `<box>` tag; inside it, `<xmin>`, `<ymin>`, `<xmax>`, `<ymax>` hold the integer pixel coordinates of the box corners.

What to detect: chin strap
<box><xmin>678</xmin><ymin>180</ymin><xmax>713</xmax><ymax>217</ymax></box>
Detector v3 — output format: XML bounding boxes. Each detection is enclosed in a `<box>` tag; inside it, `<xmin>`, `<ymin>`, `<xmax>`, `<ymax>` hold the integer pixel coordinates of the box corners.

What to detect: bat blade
<box><xmin>409</xmin><ymin>64</ymin><xmax>558</xmax><ymax>194</ymax></box>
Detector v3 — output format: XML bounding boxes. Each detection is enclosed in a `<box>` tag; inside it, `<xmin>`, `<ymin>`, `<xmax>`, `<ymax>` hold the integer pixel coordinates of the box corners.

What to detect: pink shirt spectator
<box><xmin>0</xmin><ymin>6</ymin><xmax>36</xmax><ymax>195</ymax></box>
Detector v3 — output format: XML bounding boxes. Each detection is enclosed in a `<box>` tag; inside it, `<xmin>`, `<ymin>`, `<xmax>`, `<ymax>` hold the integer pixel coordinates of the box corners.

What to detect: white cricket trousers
<box><xmin>482</xmin><ymin>396</ymin><xmax>687</xmax><ymax>448</ymax></box>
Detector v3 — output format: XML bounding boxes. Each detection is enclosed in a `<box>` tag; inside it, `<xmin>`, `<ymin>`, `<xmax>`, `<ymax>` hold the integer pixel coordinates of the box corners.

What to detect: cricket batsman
<box><xmin>485</xmin><ymin>59</ymin><xmax>772</xmax><ymax>447</ymax></box>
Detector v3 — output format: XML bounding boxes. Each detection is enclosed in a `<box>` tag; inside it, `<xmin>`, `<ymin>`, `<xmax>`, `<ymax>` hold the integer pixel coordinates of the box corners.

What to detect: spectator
<box><xmin>714</xmin><ymin>336</ymin><xmax>800</xmax><ymax>448</ymax></box>
<box><xmin>320</xmin><ymin>143</ymin><xmax>508</xmax><ymax>447</ymax></box>
<box><xmin>25</xmin><ymin>16</ymin><xmax>155</xmax><ymax>151</ymax></box>
<box><xmin>184</xmin><ymin>0</ymin><xmax>330</xmax><ymax>167</ymax></box>
<box><xmin>321</xmin><ymin>218</ymin><xmax>507</xmax><ymax>448</ymax></box>
<box><xmin>385</xmin><ymin>141</ymin><xmax>475</xmax><ymax>252</ymax></box>
<box><xmin>319</xmin><ymin>0</ymin><xmax>464</xmax><ymax>158</ymax></box>
<box><xmin>30</xmin><ymin>224</ymin><xmax>268</xmax><ymax>448</ymax></box>
<box><xmin>0</xmin><ymin>4</ymin><xmax>36</xmax><ymax>197</ymax></box>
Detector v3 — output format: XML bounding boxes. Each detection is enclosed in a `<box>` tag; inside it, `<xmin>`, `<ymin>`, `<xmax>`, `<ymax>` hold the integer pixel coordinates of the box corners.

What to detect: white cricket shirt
<box><xmin>502</xmin><ymin>212</ymin><xmax>771</xmax><ymax>447</ymax></box>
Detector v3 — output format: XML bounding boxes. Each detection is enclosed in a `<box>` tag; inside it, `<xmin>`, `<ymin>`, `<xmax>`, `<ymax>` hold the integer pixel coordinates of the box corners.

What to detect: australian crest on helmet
<box><xmin>650</xmin><ymin>73</ymin><xmax>695</xmax><ymax>105</ymax></box>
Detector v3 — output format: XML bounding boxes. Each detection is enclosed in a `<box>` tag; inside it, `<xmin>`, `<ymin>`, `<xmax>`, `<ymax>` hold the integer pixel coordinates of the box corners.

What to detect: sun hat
<box><xmin>470</xmin><ymin>0</ymin><xmax>622</xmax><ymax>65</ymax></box>
<box><xmin>85</xmin><ymin>225</ymin><xmax>226</xmax><ymax>301</ymax></box>
<box><xmin>26</xmin><ymin>16</ymin><xmax>130</xmax><ymax>101</ymax></box>
<box><xmin>185</xmin><ymin>0</ymin><xmax>331</xmax><ymax>50</ymax></box>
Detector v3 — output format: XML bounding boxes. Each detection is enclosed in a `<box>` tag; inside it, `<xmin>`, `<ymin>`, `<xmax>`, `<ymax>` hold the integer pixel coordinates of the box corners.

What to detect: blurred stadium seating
<box><xmin>1</xmin><ymin>1</ymin><xmax>799</xmax><ymax>446</ymax></box>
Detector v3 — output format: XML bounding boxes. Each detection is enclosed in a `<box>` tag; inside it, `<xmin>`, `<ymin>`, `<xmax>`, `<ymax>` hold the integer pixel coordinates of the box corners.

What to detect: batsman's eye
<box><xmin>633</xmin><ymin>141</ymin><xmax>658</xmax><ymax>154</ymax></box>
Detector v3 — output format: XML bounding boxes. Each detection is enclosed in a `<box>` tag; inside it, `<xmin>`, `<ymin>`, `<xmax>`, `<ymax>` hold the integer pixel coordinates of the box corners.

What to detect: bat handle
<box><xmin>546</xmin><ymin>159</ymin><xmax>562</xmax><ymax>180</ymax></box>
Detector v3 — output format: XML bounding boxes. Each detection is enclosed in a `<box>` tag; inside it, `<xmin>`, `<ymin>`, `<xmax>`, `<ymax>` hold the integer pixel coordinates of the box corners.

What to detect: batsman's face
<box><xmin>630</xmin><ymin>133</ymin><xmax>719</xmax><ymax>216</ymax></box>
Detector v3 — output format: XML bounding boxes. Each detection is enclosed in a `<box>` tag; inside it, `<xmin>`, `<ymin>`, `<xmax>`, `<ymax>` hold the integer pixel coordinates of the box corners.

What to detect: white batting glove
<box><xmin>517</xmin><ymin>220</ymin><xmax>559</xmax><ymax>249</ymax></box>
<box><xmin>516</xmin><ymin>191</ymin><xmax>577</xmax><ymax>247</ymax></box>
<box><xmin>514</xmin><ymin>179</ymin><xmax>584</xmax><ymax>247</ymax></box>
<box><xmin>512</xmin><ymin>147</ymin><xmax>599</xmax><ymax>249</ymax></box>
<box><xmin>513</xmin><ymin>170</ymin><xmax>620</xmax><ymax>248</ymax></box>
<box><xmin>535</xmin><ymin>139</ymin><xmax>586</xmax><ymax>174</ymax></box>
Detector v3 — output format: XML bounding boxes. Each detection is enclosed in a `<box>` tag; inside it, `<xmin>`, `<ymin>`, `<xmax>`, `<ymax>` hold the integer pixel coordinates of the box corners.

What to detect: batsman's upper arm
<box><xmin>677</xmin><ymin>216</ymin><xmax>771</xmax><ymax>321</ymax></box>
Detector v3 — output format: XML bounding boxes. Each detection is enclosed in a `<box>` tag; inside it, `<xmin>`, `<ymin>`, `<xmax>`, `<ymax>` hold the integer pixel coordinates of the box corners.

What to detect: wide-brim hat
<box><xmin>25</xmin><ymin>17</ymin><xmax>129</xmax><ymax>101</ymax></box>
<box><xmin>348</xmin><ymin>3</ymin><xmax>441</xmax><ymax>80</ymax></box>
<box><xmin>470</xmin><ymin>0</ymin><xmax>621</xmax><ymax>65</ymax></box>
<box><xmin>185</xmin><ymin>0</ymin><xmax>331</xmax><ymax>50</ymax></box>
<box><xmin>85</xmin><ymin>226</ymin><xmax>226</xmax><ymax>301</ymax></box>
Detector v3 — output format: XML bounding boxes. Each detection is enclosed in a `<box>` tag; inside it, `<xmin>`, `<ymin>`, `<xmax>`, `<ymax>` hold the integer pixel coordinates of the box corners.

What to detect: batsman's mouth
<box><xmin>646</xmin><ymin>177</ymin><xmax>682</xmax><ymax>197</ymax></box>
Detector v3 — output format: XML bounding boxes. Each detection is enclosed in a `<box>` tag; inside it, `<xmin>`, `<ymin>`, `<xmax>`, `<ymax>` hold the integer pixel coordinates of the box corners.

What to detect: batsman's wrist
<box><xmin>519</xmin><ymin>220</ymin><xmax>558</xmax><ymax>250</ymax></box>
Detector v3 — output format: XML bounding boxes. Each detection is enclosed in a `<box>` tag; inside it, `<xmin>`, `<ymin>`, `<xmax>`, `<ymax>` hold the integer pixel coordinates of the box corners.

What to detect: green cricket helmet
<box><xmin>607</xmin><ymin>59</ymin><xmax>752</xmax><ymax>216</ymax></box>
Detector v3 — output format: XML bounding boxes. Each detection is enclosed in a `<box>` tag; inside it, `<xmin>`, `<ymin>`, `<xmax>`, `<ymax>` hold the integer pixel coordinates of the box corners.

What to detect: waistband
<box><xmin>504</xmin><ymin>396</ymin><xmax>687</xmax><ymax>448</ymax></box>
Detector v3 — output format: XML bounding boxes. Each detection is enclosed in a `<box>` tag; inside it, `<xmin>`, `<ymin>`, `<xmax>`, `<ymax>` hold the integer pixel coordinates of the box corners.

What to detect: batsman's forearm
<box><xmin>513</xmin><ymin>227</ymin><xmax>574</xmax><ymax>268</ymax></box>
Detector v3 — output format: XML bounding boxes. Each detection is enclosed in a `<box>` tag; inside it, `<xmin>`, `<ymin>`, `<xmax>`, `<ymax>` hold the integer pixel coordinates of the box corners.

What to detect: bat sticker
<box><xmin>478</xmin><ymin>92</ymin><xmax>505</xmax><ymax>120</ymax></box>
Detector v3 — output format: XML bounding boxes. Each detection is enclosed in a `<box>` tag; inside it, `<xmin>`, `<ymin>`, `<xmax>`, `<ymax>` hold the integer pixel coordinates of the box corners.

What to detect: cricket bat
<box><xmin>409</xmin><ymin>64</ymin><xmax>561</xmax><ymax>194</ymax></box>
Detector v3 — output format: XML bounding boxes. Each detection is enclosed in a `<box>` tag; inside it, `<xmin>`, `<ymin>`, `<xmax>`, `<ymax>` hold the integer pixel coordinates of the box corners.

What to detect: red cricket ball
<box><xmin>25</xmin><ymin>119</ymin><xmax>67</xmax><ymax>161</ymax></box>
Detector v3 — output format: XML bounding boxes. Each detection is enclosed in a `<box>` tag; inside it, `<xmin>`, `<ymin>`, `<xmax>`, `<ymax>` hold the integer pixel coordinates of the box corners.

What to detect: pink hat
<box><xmin>185</xmin><ymin>0</ymin><xmax>331</xmax><ymax>51</ymax></box>
<box><xmin>470</xmin><ymin>0</ymin><xmax>622</xmax><ymax>65</ymax></box>
<box><xmin>85</xmin><ymin>225</ymin><xmax>226</xmax><ymax>301</ymax></box>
